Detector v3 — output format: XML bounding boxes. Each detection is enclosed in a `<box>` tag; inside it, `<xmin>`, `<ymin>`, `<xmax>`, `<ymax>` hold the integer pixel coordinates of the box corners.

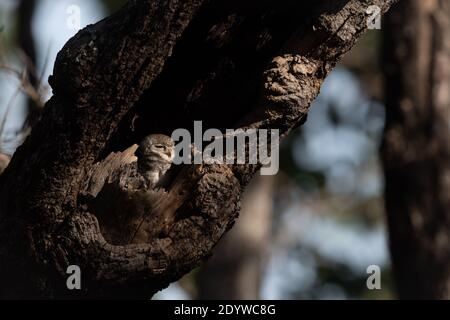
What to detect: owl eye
<box><xmin>155</xmin><ymin>144</ymin><xmax>166</xmax><ymax>150</ymax></box>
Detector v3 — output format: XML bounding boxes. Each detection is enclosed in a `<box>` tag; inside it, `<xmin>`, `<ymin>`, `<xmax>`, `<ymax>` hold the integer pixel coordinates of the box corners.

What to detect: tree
<box><xmin>383</xmin><ymin>0</ymin><xmax>450</xmax><ymax>299</ymax></box>
<box><xmin>0</xmin><ymin>0</ymin><xmax>396</xmax><ymax>299</ymax></box>
<box><xmin>197</xmin><ymin>176</ymin><xmax>273</xmax><ymax>299</ymax></box>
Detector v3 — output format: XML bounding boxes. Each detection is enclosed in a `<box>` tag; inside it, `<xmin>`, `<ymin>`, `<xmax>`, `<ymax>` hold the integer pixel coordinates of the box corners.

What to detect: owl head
<box><xmin>136</xmin><ymin>134</ymin><xmax>175</xmax><ymax>166</ymax></box>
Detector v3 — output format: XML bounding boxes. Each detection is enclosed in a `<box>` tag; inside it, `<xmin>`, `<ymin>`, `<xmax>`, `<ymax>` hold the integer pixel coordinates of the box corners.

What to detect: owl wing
<box><xmin>82</xmin><ymin>144</ymin><xmax>139</xmax><ymax>199</ymax></box>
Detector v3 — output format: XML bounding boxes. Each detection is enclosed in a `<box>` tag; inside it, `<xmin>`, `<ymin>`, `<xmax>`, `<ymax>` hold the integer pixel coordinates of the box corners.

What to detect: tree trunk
<box><xmin>197</xmin><ymin>176</ymin><xmax>273</xmax><ymax>299</ymax></box>
<box><xmin>0</xmin><ymin>0</ymin><xmax>396</xmax><ymax>299</ymax></box>
<box><xmin>382</xmin><ymin>0</ymin><xmax>450</xmax><ymax>299</ymax></box>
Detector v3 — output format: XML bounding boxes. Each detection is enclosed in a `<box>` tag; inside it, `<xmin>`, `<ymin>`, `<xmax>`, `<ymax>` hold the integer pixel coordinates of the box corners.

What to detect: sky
<box><xmin>0</xmin><ymin>0</ymin><xmax>106</xmax><ymax>153</ymax></box>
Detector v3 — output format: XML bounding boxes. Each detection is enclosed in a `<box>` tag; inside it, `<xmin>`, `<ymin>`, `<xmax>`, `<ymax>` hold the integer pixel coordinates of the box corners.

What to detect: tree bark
<box><xmin>197</xmin><ymin>176</ymin><xmax>273</xmax><ymax>299</ymax></box>
<box><xmin>382</xmin><ymin>0</ymin><xmax>450</xmax><ymax>299</ymax></box>
<box><xmin>0</xmin><ymin>0</ymin><xmax>396</xmax><ymax>299</ymax></box>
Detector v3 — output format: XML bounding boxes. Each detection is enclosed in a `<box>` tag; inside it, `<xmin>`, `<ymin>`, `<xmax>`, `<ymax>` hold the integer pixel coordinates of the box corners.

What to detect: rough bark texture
<box><xmin>0</xmin><ymin>0</ymin><xmax>395</xmax><ymax>299</ymax></box>
<box><xmin>197</xmin><ymin>176</ymin><xmax>273</xmax><ymax>299</ymax></box>
<box><xmin>383</xmin><ymin>0</ymin><xmax>450</xmax><ymax>299</ymax></box>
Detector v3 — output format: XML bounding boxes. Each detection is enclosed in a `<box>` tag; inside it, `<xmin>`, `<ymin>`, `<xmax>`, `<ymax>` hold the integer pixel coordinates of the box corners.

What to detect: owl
<box><xmin>135</xmin><ymin>134</ymin><xmax>175</xmax><ymax>188</ymax></box>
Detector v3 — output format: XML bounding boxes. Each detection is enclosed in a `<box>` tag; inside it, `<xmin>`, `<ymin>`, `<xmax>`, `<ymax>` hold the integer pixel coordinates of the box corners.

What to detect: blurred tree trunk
<box><xmin>382</xmin><ymin>0</ymin><xmax>450</xmax><ymax>299</ymax></box>
<box><xmin>197</xmin><ymin>176</ymin><xmax>273</xmax><ymax>299</ymax></box>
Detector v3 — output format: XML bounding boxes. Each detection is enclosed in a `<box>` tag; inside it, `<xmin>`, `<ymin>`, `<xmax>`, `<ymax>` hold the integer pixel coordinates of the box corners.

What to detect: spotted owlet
<box><xmin>135</xmin><ymin>134</ymin><xmax>175</xmax><ymax>188</ymax></box>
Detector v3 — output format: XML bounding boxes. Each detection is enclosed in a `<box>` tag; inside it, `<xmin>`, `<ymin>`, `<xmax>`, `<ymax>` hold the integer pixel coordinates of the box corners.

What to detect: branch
<box><xmin>18</xmin><ymin>0</ymin><xmax>42</xmax><ymax>127</ymax></box>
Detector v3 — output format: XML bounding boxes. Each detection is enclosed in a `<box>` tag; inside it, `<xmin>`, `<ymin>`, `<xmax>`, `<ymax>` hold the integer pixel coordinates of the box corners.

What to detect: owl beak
<box><xmin>165</xmin><ymin>149</ymin><xmax>174</xmax><ymax>160</ymax></box>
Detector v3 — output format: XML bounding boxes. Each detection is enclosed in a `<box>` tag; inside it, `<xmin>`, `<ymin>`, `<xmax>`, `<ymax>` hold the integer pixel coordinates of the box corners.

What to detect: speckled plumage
<box><xmin>135</xmin><ymin>134</ymin><xmax>175</xmax><ymax>188</ymax></box>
